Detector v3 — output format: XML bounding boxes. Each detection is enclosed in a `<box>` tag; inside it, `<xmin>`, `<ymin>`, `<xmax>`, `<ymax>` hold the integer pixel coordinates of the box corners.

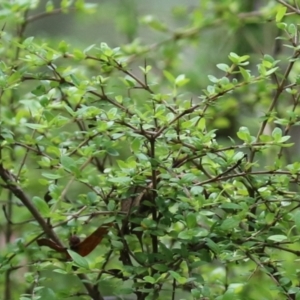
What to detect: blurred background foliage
<box><xmin>26</xmin><ymin>0</ymin><xmax>284</xmax><ymax>140</ymax></box>
<box><xmin>1</xmin><ymin>0</ymin><xmax>300</xmax><ymax>299</ymax></box>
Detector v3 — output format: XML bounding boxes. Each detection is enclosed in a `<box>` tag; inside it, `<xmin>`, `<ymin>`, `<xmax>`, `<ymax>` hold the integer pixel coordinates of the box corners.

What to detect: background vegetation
<box><xmin>1</xmin><ymin>0</ymin><xmax>300</xmax><ymax>299</ymax></box>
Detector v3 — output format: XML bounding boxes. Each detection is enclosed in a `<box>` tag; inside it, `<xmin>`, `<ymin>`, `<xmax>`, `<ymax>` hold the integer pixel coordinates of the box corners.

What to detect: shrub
<box><xmin>1</xmin><ymin>1</ymin><xmax>300</xmax><ymax>300</ymax></box>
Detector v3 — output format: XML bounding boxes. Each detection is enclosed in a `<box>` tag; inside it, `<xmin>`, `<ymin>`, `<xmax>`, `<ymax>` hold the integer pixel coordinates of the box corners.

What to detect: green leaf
<box><xmin>206</xmin><ymin>238</ymin><xmax>220</xmax><ymax>254</ymax></box>
<box><xmin>83</xmin><ymin>44</ymin><xmax>95</xmax><ymax>54</ymax></box>
<box><xmin>163</xmin><ymin>70</ymin><xmax>175</xmax><ymax>84</ymax></box>
<box><xmin>268</xmin><ymin>235</ymin><xmax>287</xmax><ymax>242</ymax></box>
<box><xmin>111</xmin><ymin>240</ymin><xmax>124</xmax><ymax>250</ymax></box>
<box><xmin>58</xmin><ymin>40</ymin><xmax>69</xmax><ymax>53</ymax></box>
<box><xmin>276</xmin><ymin>6</ymin><xmax>287</xmax><ymax>22</ymax></box>
<box><xmin>288</xmin><ymin>24</ymin><xmax>296</xmax><ymax>36</ymax></box>
<box><xmin>106</xmin><ymin>148</ymin><xmax>119</xmax><ymax>156</ymax></box>
<box><xmin>186</xmin><ymin>212</ymin><xmax>197</xmax><ymax>228</ymax></box>
<box><xmin>108</xmin><ymin>176</ymin><xmax>131</xmax><ymax>184</ymax></box>
<box><xmin>277</xmin><ymin>22</ymin><xmax>287</xmax><ymax>30</ymax></box>
<box><xmin>60</xmin><ymin>156</ymin><xmax>76</xmax><ymax>172</ymax></box>
<box><xmin>63</xmin><ymin>103</ymin><xmax>75</xmax><ymax>116</ymax></box>
<box><xmin>169</xmin><ymin>270</ymin><xmax>187</xmax><ymax>284</ymax></box>
<box><xmin>141</xmin><ymin>15</ymin><xmax>167</xmax><ymax>32</ymax></box>
<box><xmin>24</xmin><ymin>123</ymin><xmax>47</xmax><ymax>130</ymax></box>
<box><xmin>42</xmin><ymin>173</ymin><xmax>63</xmax><ymax>180</ymax></box>
<box><xmin>73</xmin><ymin>49</ymin><xmax>85</xmax><ymax>60</ymax></box>
<box><xmin>190</xmin><ymin>186</ymin><xmax>203</xmax><ymax>195</ymax></box>
<box><xmin>232</xmin><ymin>151</ymin><xmax>245</xmax><ymax>161</ymax></box>
<box><xmin>23</xmin><ymin>36</ymin><xmax>34</xmax><ymax>47</ymax></box>
<box><xmin>272</xmin><ymin>127</ymin><xmax>282</xmax><ymax>141</ymax></box>
<box><xmin>143</xmin><ymin>275</ymin><xmax>156</xmax><ymax>284</ymax></box>
<box><xmin>152</xmin><ymin>264</ymin><xmax>169</xmax><ymax>272</ymax></box>
<box><xmin>46</xmin><ymin>1</ymin><xmax>55</xmax><ymax>12</ymax></box>
<box><xmin>237</xmin><ymin>126</ymin><xmax>252</xmax><ymax>143</ymax></box>
<box><xmin>175</xmin><ymin>74</ymin><xmax>190</xmax><ymax>87</ymax></box>
<box><xmin>86</xmin><ymin>192</ymin><xmax>98</xmax><ymax>203</ymax></box>
<box><xmin>221</xmin><ymin>203</ymin><xmax>242</xmax><ymax>210</ymax></box>
<box><xmin>208</xmin><ymin>75</ymin><xmax>218</xmax><ymax>83</ymax></box>
<box><xmin>131</xmin><ymin>138</ymin><xmax>141</xmax><ymax>152</ymax></box>
<box><xmin>67</xmin><ymin>250</ymin><xmax>89</xmax><ymax>269</ymax></box>
<box><xmin>178</xmin><ymin>228</ymin><xmax>208</xmax><ymax>239</ymax></box>
<box><xmin>32</xmin><ymin>196</ymin><xmax>50</xmax><ymax>217</ymax></box>
<box><xmin>265</xmin><ymin>67</ymin><xmax>278</xmax><ymax>76</ymax></box>
<box><xmin>139</xmin><ymin>65</ymin><xmax>152</xmax><ymax>74</ymax></box>
<box><xmin>228</xmin><ymin>52</ymin><xmax>249</xmax><ymax>64</ymax></box>
<box><xmin>239</xmin><ymin>67</ymin><xmax>251</xmax><ymax>81</ymax></box>
<box><xmin>39</xmin><ymin>288</ymin><xmax>57</xmax><ymax>300</ymax></box>
<box><xmin>216</xmin><ymin>63</ymin><xmax>230</xmax><ymax>72</ymax></box>
<box><xmin>221</xmin><ymin>217</ymin><xmax>240</xmax><ymax>230</ymax></box>
<box><xmin>115</xmin><ymin>95</ymin><xmax>123</xmax><ymax>103</ymax></box>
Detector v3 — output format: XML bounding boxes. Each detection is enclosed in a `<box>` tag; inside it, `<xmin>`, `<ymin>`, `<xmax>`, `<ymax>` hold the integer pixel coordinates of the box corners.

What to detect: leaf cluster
<box><xmin>1</xmin><ymin>1</ymin><xmax>300</xmax><ymax>300</ymax></box>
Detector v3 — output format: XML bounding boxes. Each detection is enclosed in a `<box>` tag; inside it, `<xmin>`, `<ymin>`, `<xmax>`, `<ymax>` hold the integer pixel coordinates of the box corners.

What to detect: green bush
<box><xmin>1</xmin><ymin>1</ymin><xmax>300</xmax><ymax>300</ymax></box>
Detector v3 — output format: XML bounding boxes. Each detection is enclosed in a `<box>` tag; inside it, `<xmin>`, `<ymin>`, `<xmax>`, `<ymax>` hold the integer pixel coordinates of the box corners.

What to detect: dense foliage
<box><xmin>1</xmin><ymin>1</ymin><xmax>300</xmax><ymax>299</ymax></box>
